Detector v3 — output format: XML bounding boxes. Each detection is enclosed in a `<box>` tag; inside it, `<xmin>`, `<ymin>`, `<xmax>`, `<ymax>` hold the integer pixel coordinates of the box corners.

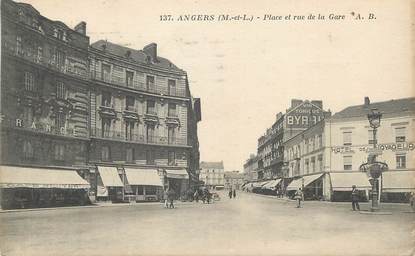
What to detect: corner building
<box><xmin>0</xmin><ymin>0</ymin><xmax>91</xmax><ymax>209</ymax></box>
<box><xmin>88</xmin><ymin>40</ymin><xmax>200</xmax><ymax>201</ymax></box>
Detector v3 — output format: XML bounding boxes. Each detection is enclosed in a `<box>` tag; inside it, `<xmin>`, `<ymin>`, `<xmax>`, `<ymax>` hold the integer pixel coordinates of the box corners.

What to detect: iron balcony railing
<box><xmin>93</xmin><ymin>129</ymin><xmax>187</xmax><ymax>146</ymax></box>
<box><xmin>91</xmin><ymin>72</ymin><xmax>186</xmax><ymax>97</ymax></box>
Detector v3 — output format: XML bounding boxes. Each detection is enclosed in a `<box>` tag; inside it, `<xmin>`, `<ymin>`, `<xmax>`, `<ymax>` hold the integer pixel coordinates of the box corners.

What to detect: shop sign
<box><xmin>15</xmin><ymin>118</ymin><xmax>76</xmax><ymax>136</ymax></box>
<box><xmin>359</xmin><ymin>142</ymin><xmax>414</xmax><ymax>152</ymax></box>
<box><xmin>331</xmin><ymin>146</ymin><xmax>355</xmax><ymax>154</ymax></box>
<box><xmin>286</xmin><ymin>102</ymin><xmax>324</xmax><ymax>129</ymax></box>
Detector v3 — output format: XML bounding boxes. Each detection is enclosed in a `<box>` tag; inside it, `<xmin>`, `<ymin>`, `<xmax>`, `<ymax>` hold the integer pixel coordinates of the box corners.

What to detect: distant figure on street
<box><xmin>163</xmin><ymin>188</ymin><xmax>169</xmax><ymax>208</ymax></box>
<box><xmin>233</xmin><ymin>189</ymin><xmax>236</xmax><ymax>198</ymax></box>
<box><xmin>167</xmin><ymin>188</ymin><xmax>175</xmax><ymax>209</ymax></box>
<box><xmin>204</xmin><ymin>188</ymin><xmax>211</xmax><ymax>204</ymax></box>
<box><xmin>409</xmin><ymin>192</ymin><xmax>415</xmax><ymax>212</ymax></box>
<box><xmin>194</xmin><ymin>189</ymin><xmax>200</xmax><ymax>203</ymax></box>
<box><xmin>351</xmin><ymin>185</ymin><xmax>360</xmax><ymax>211</ymax></box>
<box><xmin>294</xmin><ymin>188</ymin><xmax>304</xmax><ymax>208</ymax></box>
<box><xmin>229</xmin><ymin>189</ymin><xmax>233</xmax><ymax>199</ymax></box>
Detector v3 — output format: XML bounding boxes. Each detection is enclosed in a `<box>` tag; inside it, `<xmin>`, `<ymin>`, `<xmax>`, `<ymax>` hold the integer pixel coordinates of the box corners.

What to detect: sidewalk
<box><xmin>0</xmin><ymin>200</ymin><xmax>195</xmax><ymax>214</ymax></box>
<box><xmin>242</xmin><ymin>191</ymin><xmax>415</xmax><ymax>213</ymax></box>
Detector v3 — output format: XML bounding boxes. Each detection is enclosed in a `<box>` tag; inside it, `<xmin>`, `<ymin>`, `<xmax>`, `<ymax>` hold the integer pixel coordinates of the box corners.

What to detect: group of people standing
<box><xmin>193</xmin><ymin>187</ymin><xmax>212</xmax><ymax>204</ymax></box>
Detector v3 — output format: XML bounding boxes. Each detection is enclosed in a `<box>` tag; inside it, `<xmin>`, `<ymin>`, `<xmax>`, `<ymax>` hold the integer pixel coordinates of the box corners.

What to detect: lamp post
<box><xmin>367</xmin><ymin>108</ymin><xmax>382</xmax><ymax>212</ymax></box>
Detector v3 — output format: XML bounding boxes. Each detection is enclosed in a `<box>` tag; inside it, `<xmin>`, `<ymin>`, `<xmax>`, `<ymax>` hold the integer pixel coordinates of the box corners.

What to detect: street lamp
<box><xmin>367</xmin><ymin>108</ymin><xmax>382</xmax><ymax>212</ymax></box>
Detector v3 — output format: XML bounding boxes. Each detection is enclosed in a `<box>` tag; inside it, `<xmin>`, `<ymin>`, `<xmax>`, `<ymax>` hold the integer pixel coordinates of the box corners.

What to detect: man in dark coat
<box><xmin>351</xmin><ymin>185</ymin><xmax>360</xmax><ymax>211</ymax></box>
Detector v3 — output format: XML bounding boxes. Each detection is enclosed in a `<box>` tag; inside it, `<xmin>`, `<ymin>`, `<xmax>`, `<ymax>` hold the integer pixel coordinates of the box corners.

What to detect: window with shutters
<box><xmin>395</xmin><ymin>127</ymin><xmax>406</xmax><ymax>142</ymax></box>
<box><xmin>126</xmin><ymin>148</ymin><xmax>135</xmax><ymax>163</ymax></box>
<box><xmin>126</xmin><ymin>71</ymin><xmax>134</xmax><ymax>87</ymax></box>
<box><xmin>396</xmin><ymin>154</ymin><xmax>406</xmax><ymax>169</ymax></box>
<box><xmin>24</xmin><ymin>72</ymin><xmax>35</xmax><ymax>91</ymax></box>
<box><xmin>56</xmin><ymin>49</ymin><xmax>65</xmax><ymax>67</ymax></box>
<box><xmin>168</xmin><ymin>127</ymin><xmax>176</xmax><ymax>145</ymax></box>
<box><xmin>343</xmin><ymin>156</ymin><xmax>352</xmax><ymax>170</ymax></box>
<box><xmin>343</xmin><ymin>131</ymin><xmax>352</xmax><ymax>146</ymax></box>
<box><xmin>125</xmin><ymin>96</ymin><xmax>135</xmax><ymax>111</ymax></box>
<box><xmin>146</xmin><ymin>125</ymin><xmax>155</xmax><ymax>143</ymax></box>
<box><xmin>101</xmin><ymin>146</ymin><xmax>111</xmax><ymax>161</ymax></box>
<box><xmin>54</xmin><ymin>144</ymin><xmax>65</xmax><ymax>161</ymax></box>
<box><xmin>146</xmin><ymin>100</ymin><xmax>156</xmax><ymax>115</ymax></box>
<box><xmin>102</xmin><ymin>91</ymin><xmax>111</xmax><ymax>107</ymax></box>
<box><xmin>56</xmin><ymin>81</ymin><xmax>66</xmax><ymax>99</ymax></box>
<box><xmin>23</xmin><ymin>106</ymin><xmax>34</xmax><ymax>127</ymax></box>
<box><xmin>16</xmin><ymin>36</ymin><xmax>22</xmax><ymax>55</ymax></box>
<box><xmin>146</xmin><ymin>75</ymin><xmax>155</xmax><ymax>92</ymax></box>
<box><xmin>23</xmin><ymin>140</ymin><xmax>34</xmax><ymax>159</ymax></box>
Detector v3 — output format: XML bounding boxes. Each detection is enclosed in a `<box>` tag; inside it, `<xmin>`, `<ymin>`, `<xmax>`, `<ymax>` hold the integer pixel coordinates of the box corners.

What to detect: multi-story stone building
<box><xmin>0</xmin><ymin>0</ymin><xmax>201</xmax><ymax>208</ymax></box>
<box><xmin>88</xmin><ymin>40</ymin><xmax>201</xmax><ymax>201</ymax></box>
<box><xmin>224</xmin><ymin>171</ymin><xmax>244</xmax><ymax>190</ymax></box>
<box><xmin>243</xmin><ymin>154</ymin><xmax>259</xmax><ymax>181</ymax></box>
<box><xmin>283</xmin><ymin>97</ymin><xmax>415</xmax><ymax>202</ymax></box>
<box><xmin>199</xmin><ymin>161</ymin><xmax>225</xmax><ymax>189</ymax></box>
<box><xmin>256</xmin><ymin>99</ymin><xmax>328</xmax><ymax>180</ymax></box>
<box><xmin>0</xmin><ymin>0</ymin><xmax>91</xmax><ymax>208</ymax></box>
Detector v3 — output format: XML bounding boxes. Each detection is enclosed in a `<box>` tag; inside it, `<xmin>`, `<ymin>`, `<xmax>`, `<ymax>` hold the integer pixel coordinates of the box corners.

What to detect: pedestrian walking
<box><xmin>294</xmin><ymin>187</ymin><xmax>304</xmax><ymax>208</ymax></box>
<box><xmin>351</xmin><ymin>185</ymin><xmax>360</xmax><ymax>211</ymax></box>
<box><xmin>228</xmin><ymin>189</ymin><xmax>233</xmax><ymax>199</ymax></box>
<box><xmin>167</xmin><ymin>188</ymin><xmax>175</xmax><ymax>209</ymax></box>
<box><xmin>163</xmin><ymin>188</ymin><xmax>169</xmax><ymax>208</ymax></box>
<box><xmin>233</xmin><ymin>189</ymin><xmax>236</xmax><ymax>198</ymax></box>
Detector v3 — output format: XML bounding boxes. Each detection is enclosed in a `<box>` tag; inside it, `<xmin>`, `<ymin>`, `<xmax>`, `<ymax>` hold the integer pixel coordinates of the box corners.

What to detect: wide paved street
<box><xmin>0</xmin><ymin>191</ymin><xmax>414</xmax><ymax>256</ymax></box>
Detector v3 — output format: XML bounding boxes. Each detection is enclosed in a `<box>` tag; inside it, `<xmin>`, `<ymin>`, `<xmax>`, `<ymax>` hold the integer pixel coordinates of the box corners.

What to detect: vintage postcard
<box><xmin>0</xmin><ymin>0</ymin><xmax>414</xmax><ymax>255</ymax></box>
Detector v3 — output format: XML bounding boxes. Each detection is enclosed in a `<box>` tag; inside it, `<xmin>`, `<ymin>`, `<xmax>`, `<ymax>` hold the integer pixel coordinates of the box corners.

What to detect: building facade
<box><xmin>243</xmin><ymin>154</ymin><xmax>259</xmax><ymax>182</ymax></box>
<box><xmin>283</xmin><ymin>97</ymin><xmax>415</xmax><ymax>202</ymax></box>
<box><xmin>224</xmin><ymin>171</ymin><xmax>244</xmax><ymax>190</ymax></box>
<box><xmin>0</xmin><ymin>0</ymin><xmax>201</xmax><ymax>208</ymax></box>
<box><xmin>199</xmin><ymin>161</ymin><xmax>225</xmax><ymax>189</ymax></box>
<box><xmin>1</xmin><ymin>0</ymin><xmax>91</xmax><ymax>209</ymax></box>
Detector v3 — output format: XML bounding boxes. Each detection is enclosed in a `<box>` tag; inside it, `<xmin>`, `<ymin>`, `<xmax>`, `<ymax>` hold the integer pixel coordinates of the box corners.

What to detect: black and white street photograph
<box><xmin>0</xmin><ymin>0</ymin><xmax>414</xmax><ymax>255</ymax></box>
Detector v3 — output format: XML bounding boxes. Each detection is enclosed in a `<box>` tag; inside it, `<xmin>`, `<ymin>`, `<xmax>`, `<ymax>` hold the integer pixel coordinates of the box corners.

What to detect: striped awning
<box><xmin>330</xmin><ymin>172</ymin><xmax>371</xmax><ymax>191</ymax></box>
<box><xmin>165</xmin><ymin>169</ymin><xmax>189</xmax><ymax>179</ymax></box>
<box><xmin>286</xmin><ymin>173</ymin><xmax>323</xmax><ymax>191</ymax></box>
<box><xmin>262</xmin><ymin>179</ymin><xmax>282</xmax><ymax>190</ymax></box>
<box><xmin>0</xmin><ymin>165</ymin><xmax>90</xmax><ymax>189</ymax></box>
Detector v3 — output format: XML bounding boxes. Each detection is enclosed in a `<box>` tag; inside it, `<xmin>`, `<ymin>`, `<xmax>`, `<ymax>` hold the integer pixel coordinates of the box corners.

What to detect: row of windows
<box><xmin>23</xmin><ymin>141</ymin><xmax>67</xmax><ymax>161</ymax></box>
<box><xmin>101</xmin><ymin>91</ymin><xmax>178</xmax><ymax>116</ymax></box>
<box><xmin>101</xmin><ymin>146</ymin><xmax>177</xmax><ymax>165</ymax></box>
<box><xmin>342</xmin><ymin>154</ymin><xmax>407</xmax><ymax>170</ymax></box>
<box><xmin>24</xmin><ymin>72</ymin><xmax>67</xmax><ymax>99</ymax></box>
<box><xmin>101</xmin><ymin>64</ymin><xmax>178</xmax><ymax>95</ymax></box>
<box><xmin>342</xmin><ymin>127</ymin><xmax>407</xmax><ymax>146</ymax></box>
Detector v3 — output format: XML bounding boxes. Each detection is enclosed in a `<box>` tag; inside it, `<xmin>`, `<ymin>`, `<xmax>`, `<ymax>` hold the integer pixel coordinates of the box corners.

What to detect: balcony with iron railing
<box><xmin>3</xmin><ymin>42</ymin><xmax>89</xmax><ymax>80</ymax></box>
<box><xmin>91</xmin><ymin>72</ymin><xmax>186</xmax><ymax>97</ymax></box>
<box><xmin>92</xmin><ymin>129</ymin><xmax>187</xmax><ymax>146</ymax></box>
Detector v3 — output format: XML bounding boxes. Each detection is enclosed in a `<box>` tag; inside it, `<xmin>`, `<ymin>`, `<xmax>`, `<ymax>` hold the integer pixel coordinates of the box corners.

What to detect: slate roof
<box><xmin>332</xmin><ymin>97</ymin><xmax>415</xmax><ymax>120</ymax></box>
<box><xmin>200</xmin><ymin>161</ymin><xmax>224</xmax><ymax>169</ymax></box>
<box><xmin>90</xmin><ymin>40</ymin><xmax>181</xmax><ymax>71</ymax></box>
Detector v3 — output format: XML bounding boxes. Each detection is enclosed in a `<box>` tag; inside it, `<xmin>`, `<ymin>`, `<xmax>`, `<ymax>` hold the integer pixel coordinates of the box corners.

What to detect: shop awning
<box><xmin>262</xmin><ymin>179</ymin><xmax>282</xmax><ymax>190</ymax></box>
<box><xmin>330</xmin><ymin>172</ymin><xmax>371</xmax><ymax>191</ymax></box>
<box><xmin>97</xmin><ymin>166</ymin><xmax>123</xmax><ymax>187</ymax></box>
<box><xmin>165</xmin><ymin>169</ymin><xmax>189</xmax><ymax>179</ymax></box>
<box><xmin>286</xmin><ymin>173</ymin><xmax>323</xmax><ymax>191</ymax></box>
<box><xmin>0</xmin><ymin>165</ymin><xmax>90</xmax><ymax>189</ymax></box>
<box><xmin>124</xmin><ymin>168</ymin><xmax>163</xmax><ymax>187</ymax></box>
<box><xmin>382</xmin><ymin>171</ymin><xmax>415</xmax><ymax>192</ymax></box>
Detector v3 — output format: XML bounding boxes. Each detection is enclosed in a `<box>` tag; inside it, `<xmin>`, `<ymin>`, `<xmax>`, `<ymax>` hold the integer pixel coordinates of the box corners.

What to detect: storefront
<box><xmin>96</xmin><ymin>166</ymin><xmax>124</xmax><ymax>202</ymax></box>
<box><xmin>165</xmin><ymin>169</ymin><xmax>189</xmax><ymax>200</ymax></box>
<box><xmin>261</xmin><ymin>179</ymin><xmax>283</xmax><ymax>195</ymax></box>
<box><xmin>286</xmin><ymin>173</ymin><xmax>324</xmax><ymax>200</ymax></box>
<box><xmin>381</xmin><ymin>170</ymin><xmax>415</xmax><ymax>203</ymax></box>
<box><xmin>0</xmin><ymin>165</ymin><xmax>90</xmax><ymax>209</ymax></box>
<box><xmin>329</xmin><ymin>172</ymin><xmax>371</xmax><ymax>202</ymax></box>
<box><xmin>123</xmin><ymin>168</ymin><xmax>163</xmax><ymax>202</ymax></box>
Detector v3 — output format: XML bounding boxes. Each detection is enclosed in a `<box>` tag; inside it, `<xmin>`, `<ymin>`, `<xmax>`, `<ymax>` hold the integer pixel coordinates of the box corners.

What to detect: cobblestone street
<box><xmin>0</xmin><ymin>191</ymin><xmax>414</xmax><ymax>256</ymax></box>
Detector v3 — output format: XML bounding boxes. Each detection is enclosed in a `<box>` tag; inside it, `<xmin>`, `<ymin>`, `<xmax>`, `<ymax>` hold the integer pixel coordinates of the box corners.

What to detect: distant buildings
<box><xmin>199</xmin><ymin>161</ymin><xmax>225</xmax><ymax>189</ymax></box>
<box><xmin>0</xmin><ymin>0</ymin><xmax>201</xmax><ymax>209</ymax></box>
<box><xmin>243</xmin><ymin>154</ymin><xmax>259</xmax><ymax>181</ymax></box>
<box><xmin>245</xmin><ymin>97</ymin><xmax>415</xmax><ymax>202</ymax></box>
<box><xmin>224</xmin><ymin>171</ymin><xmax>244</xmax><ymax>190</ymax></box>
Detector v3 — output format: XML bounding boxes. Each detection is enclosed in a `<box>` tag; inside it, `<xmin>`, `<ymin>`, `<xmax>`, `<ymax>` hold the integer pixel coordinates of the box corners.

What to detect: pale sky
<box><xmin>22</xmin><ymin>0</ymin><xmax>413</xmax><ymax>171</ymax></box>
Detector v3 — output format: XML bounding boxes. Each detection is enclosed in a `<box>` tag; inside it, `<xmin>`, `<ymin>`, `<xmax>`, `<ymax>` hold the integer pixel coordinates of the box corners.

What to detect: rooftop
<box><xmin>200</xmin><ymin>161</ymin><xmax>224</xmax><ymax>169</ymax></box>
<box><xmin>90</xmin><ymin>40</ymin><xmax>181</xmax><ymax>72</ymax></box>
<box><xmin>332</xmin><ymin>97</ymin><xmax>415</xmax><ymax>120</ymax></box>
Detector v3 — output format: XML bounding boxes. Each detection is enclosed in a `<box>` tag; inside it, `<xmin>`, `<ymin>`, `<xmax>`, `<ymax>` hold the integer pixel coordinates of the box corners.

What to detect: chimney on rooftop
<box><xmin>143</xmin><ymin>43</ymin><xmax>157</xmax><ymax>62</ymax></box>
<box><xmin>74</xmin><ymin>21</ymin><xmax>86</xmax><ymax>35</ymax></box>
<box><xmin>364</xmin><ymin>96</ymin><xmax>370</xmax><ymax>107</ymax></box>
